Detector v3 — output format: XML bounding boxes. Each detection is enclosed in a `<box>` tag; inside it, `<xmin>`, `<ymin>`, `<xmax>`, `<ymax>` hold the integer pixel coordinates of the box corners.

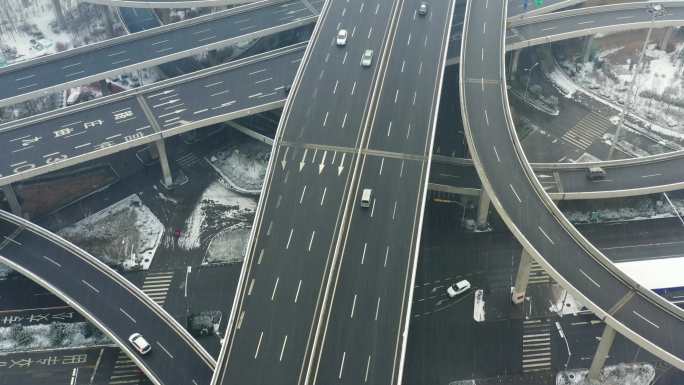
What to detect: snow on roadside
<box><xmin>58</xmin><ymin>195</ymin><xmax>163</xmax><ymax>271</ymax></box>
<box><xmin>557</xmin><ymin>363</ymin><xmax>654</xmax><ymax>385</ymax></box>
<box><xmin>472</xmin><ymin>289</ymin><xmax>485</xmax><ymax>322</ymax></box>
<box><xmin>0</xmin><ymin>264</ymin><xmax>12</xmax><ymax>280</ymax></box>
<box><xmin>563</xmin><ymin>196</ymin><xmax>684</xmax><ymax>224</ymax></box>
<box><xmin>0</xmin><ymin>322</ymin><xmax>110</xmax><ymax>353</ymax></box>
<box><xmin>178</xmin><ymin>181</ymin><xmax>256</xmax><ymax>251</ymax></box>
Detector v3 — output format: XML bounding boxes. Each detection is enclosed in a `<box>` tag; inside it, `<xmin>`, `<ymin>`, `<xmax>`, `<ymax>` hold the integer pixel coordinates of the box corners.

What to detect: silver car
<box><xmin>361</xmin><ymin>49</ymin><xmax>373</xmax><ymax>67</ymax></box>
<box><xmin>128</xmin><ymin>333</ymin><xmax>152</xmax><ymax>355</ymax></box>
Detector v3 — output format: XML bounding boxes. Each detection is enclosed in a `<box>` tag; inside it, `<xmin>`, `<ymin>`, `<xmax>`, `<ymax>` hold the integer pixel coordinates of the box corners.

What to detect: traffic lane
<box><xmin>556</xmin><ymin>161</ymin><xmax>684</xmax><ymax>194</ymax></box>
<box><xmin>509</xmin><ymin>5</ymin><xmax>684</xmax><ymax>47</ymax></box>
<box><xmin>150</xmin><ymin>49</ymin><xmax>301</xmax><ymax>130</ymax></box>
<box><xmin>462</xmin><ymin>0</ymin><xmax>502</xmax><ymax>81</ymax></box>
<box><xmin>367</xmin><ymin>0</ymin><xmax>452</xmax><ymax>154</ymax></box>
<box><xmin>507</xmin><ymin>0</ymin><xmax>579</xmax><ymax>17</ymax></box>
<box><xmin>613</xmin><ymin>293</ymin><xmax>684</xmax><ymax>360</ymax></box>
<box><xmin>0</xmin><ymin>98</ymin><xmax>153</xmax><ymax>179</ymax></box>
<box><xmin>313</xmin><ymin>157</ymin><xmax>422</xmax><ymax>384</ymax></box>
<box><xmin>0</xmin><ymin>0</ymin><xmax>315</xmax><ymax>103</ymax></box>
<box><xmin>0</xmin><ymin>223</ymin><xmax>212</xmax><ymax>385</ymax></box>
<box><xmin>428</xmin><ymin>161</ymin><xmax>480</xmax><ymax>189</ymax></box>
<box><xmin>219</xmin><ymin>146</ymin><xmax>355</xmax><ymax>384</ymax></box>
<box><xmin>463</xmin><ymin>81</ymin><xmax>632</xmax><ymax>315</ymax></box>
<box><xmin>289</xmin><ymin>0</ymin><xmax>397</xmax><ymax>148</ymax></box>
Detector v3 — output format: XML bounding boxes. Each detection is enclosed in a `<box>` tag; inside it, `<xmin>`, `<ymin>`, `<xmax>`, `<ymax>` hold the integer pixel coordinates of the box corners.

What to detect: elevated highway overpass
<box><xmin>0</xmin><ymin>210</ymin><xmax>214</xmax><ymax>385</ymax></box>
<box><xmin>461</xmin><ymin>0</ymin><xmax>684</xmax><ymax>375</ymax></box>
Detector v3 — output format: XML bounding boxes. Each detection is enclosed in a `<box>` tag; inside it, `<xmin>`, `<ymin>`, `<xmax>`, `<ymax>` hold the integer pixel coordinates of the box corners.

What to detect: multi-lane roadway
<box><xmin>461</xmin><ymin>0</ymin><xmax>684</xmax><ymax>371</ymax></box>
<box><xmin>0</xmin><ymin>0</ymin><xmax>319</xmax><ymax>107</ymax></box>
<box><xmin>0</xmin><ymin>211</ymin><xmax>214</xmax><ymax>385</ymax></box>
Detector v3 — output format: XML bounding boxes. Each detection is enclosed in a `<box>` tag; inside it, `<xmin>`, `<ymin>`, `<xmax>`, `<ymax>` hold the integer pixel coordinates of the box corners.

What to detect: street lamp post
<box><xmin>608</xmin><ymin>3</ymin><xmax>665</xmax><ymax>159</ymax></box>
<box><xmin>523</xmin><ymin>62</ymin><xmax>539</xmax><ymax>102</ymax></box>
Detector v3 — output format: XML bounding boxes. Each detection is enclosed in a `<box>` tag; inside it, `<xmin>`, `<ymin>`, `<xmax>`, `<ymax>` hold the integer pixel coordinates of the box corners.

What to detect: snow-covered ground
<box><xmin>0</xmin><ymin>264</ymin><xmax>12</xmax><ymax>280</ymax></box>
<box><xmin>563</xmin><ymin>195</ymin><xmax>684</xmax><ymax>224</ymax></box>
<box><xmin>558</xmin><ymin>40</ymin><xmax>684</xmax><ymax>145</ymax></box>
<box><xmin>207</xmin><ymin>140</ymin><xmax>271</xmax><ymax>195</ymax></box>
<box><xmin>0</xmin><ymin>0</ymin><xmax>121</xmax><ymax>65</ymax></box>
<box><xmin>0</xmin><ymin>322</ymin><xmax>109</xmax><ymax>353</ymax></box>
<box><xmin>203</xmin><ymin>226</ymin><xmax>250</xmax><ymax>265</ymax></box>
<box><xmin>177</xmin><ymin>181</ymin><xmax>256</xmax><ymax>252</ymax></box>
<box><xmin>58</xmin><ymin>194</ymin><xmax>164</xmax><ymax>271</ymax></box>
<box><xmin>556</xmin><ymin>363</ymin><xmax>654</xmax><ymax>385</ymax></box>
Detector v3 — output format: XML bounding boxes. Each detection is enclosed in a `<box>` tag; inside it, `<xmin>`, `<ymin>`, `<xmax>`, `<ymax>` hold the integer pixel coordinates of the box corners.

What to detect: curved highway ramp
<box><xmin>461</xmin><ymin>0</ymin><xmax>684</xmax><ymax>372</ymax></box>
<box><xmin>0</xmin><ymin>210</ymin><xmax>214</xmax><ymax>385</ymax></box>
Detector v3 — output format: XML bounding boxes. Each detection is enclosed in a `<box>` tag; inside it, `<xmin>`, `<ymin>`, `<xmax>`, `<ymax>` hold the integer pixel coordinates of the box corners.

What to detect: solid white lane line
<box><xmin>364</xmin><ymin>355</ymin><xmax>372</xmax><ymax>382</ymax></box>
<box><xmin>254</xmin><ymin>331</ymin><xmax>264</xmax><ymax>359</ymax></box>
<box><xmin>248</xmin><ymin>278</ymin><xmax>255</xmax><ymax>295</ymax></box>
<box><xmin>579</xmin><ymin>269</ymin><xmax>601</xmax><ymax>288</ymax></box>
<box><xmin>509</xmin><ymin>184</ymin><xmax>522</xmax><ymax>203</ymax></box>
<box><xmin>641</xmin><ymin>173</ymin><xmax>662</xmax><ymax>178</ymax></box>
<box><xmin>350</xmin><ymin>294</ymin><xmax>357</xmax><ymax>318</ymax></box>
<box><xmin>43</xmin><ymin>256</ymin><xmax>62</xmax><ymax>267</ymax></box>
<box><xmin>271</xmin><ymin>277</ymin><xmax>280</xmax><ymax>301</ymax></box>
<box><xmin>300</xmin><ymin>185</ymin><xmax>307</xmax><ymax>204</ymax></box>
<box><xmin>286</xmin><ymin>228</ymin><xmax>294</xmax><ymax>249</ymax></box>
<box><xmin>361</xmin><ymin>243</ymin><xmax>367</xmax><ymax>264</ymax></box>
<box><xmin>538</xmin><ymin>226</ymin><xmax>554</xmax><ymax>245</ymax></box>
<box><xmin>279</xmin><ymin>335</ymin><xmax>288</xmax><ymax>361</ymax></box>
<box><xmin>633</xmin><ymin>311</ymin><xmax>660</xmax><ymax>329</ymax></box>
<box><xmin>338</xmin><ymin>351</ymin><xmax>346</xmax><ymax>379</ymax></box>
<box><xmin>295</xmin><ymin>280</ymin><xmax>302</xmax><ymax>303</ymax></box>
<box><xmin>375</xmin><ymin>297</ymin><xmax>381</xmax><ymax>320</ymax></box>
<box><xmin>384</xmin><ymin>246</ymin><xmax>390</xmax><ymax>267</ymax></box>
<box><xmin>82</xmin><ymin>280</ymin><xmax>99</xmax><ymax>293</ymax></box>
<box><xmin>309</xmin><ymin>231</ymin><xmax>316</xmax><ymax>251</ymax></box>
<box><xmin>493</xmin><ymin>145</ymin><xmax>500</xmax><ymax>162</ymax></box>
<box><xmin>119</xmin><ymin>308</ymin><xmax>136</xmax><ymax>323</ymax></box>
<box><xmin>156</xmin><ymin>342</ymin><xmax>174</xmax><ymax>359</ymax></box>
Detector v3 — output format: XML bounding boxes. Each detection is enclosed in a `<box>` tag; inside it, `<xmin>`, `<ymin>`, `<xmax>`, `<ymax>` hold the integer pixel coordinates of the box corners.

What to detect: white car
<box><xmin>336</xmin><ymin>29</ymin><xmax>348</xmax><ymax>46</ymax></box>
<box><xmin>446</xmin><ymin>280</ymin><xmax>471</xmax><ymax>298</ymax></box>
<box><xmin>128</xmin><ymin>333</ymin><xmax>152</xmax><ymax>355</ymax></box>
<box><xmin>361</xmin><ymin>49</ymin><xmax>374</xmax><ymax>67</ymax></box>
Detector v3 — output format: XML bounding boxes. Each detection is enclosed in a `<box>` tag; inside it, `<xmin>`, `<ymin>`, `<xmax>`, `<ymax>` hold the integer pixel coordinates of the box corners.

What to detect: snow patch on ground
<box><xmin>0</xmin><ymin>322</ymin><xmax>109</xmax><ymax>353</ymax></box>
<box><xmin>58</xmin><ymin>195</ymin><xmax>163</xmax><ymax>271</ymax></box>
<box><xmin>563</xmin><ymin>196</ymin><xmax>684</xmax><ymax>224</ymax></box>
<box><xmin>203</xmin><ymin>226</ymin><xmax>250</xmax><ymax>265</ymax></box>
<box><xmin>473</xmin><ymin>289</ymin><xmax>485</xmax><ymax>322</ymax></box>
<box><xmin>548</xmin><ymin>290</ymin><xmax>584</xmax><ymax>316</ymax></box>
<box><xmin>207</xmin><ymin>140</ymin><xmax>271</xmax><ymax>195</ymax></box>
<box><xmin>556</xmin><ymin>363</ymin><xmax>654</xmax><ymax>385</ymax></box>
<box><xmin>547</xmin><ymin>67</ymin><xmax>579</xmax><ymax>98</ymax></box>
<box><xmin>178</xmin><ymin>181</ymin><xmax>256</xmax><ymax>251</ymax></box>
<box><xmin>0</xmin><ymin>264</ymin><xmax>12</xmax><ymax>280</ymax></box>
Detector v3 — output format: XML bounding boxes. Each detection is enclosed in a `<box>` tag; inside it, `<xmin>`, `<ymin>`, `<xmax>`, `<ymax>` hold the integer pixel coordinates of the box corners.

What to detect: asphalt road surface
<box><xmin>0</xmin><ymin>0</ymin><xmax>319</xmax><ymax>107</ymax></box>
<box><xmin>0</xmin><ymin>215</ymin><xmax>213</xmax><ymax>385</ymax></box>
<box><xmin>461</xmin><ymin>0</ymin><xmax>684</xmax><ymax>371</ymax></box>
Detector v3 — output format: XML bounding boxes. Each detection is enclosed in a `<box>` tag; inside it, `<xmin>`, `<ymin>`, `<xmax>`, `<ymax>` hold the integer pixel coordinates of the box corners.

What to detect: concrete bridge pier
<box><xmin>1</xmin><ymin>185</ymin><xmax>23</xmax><ymax>218</ymax></box>
<box><xmin>154</xmin><ymin>139</ymin><xmax>174</xmax><ymax>188</ymax></box>
<box><xmin>583</xmin><ymin>35</ymin><xmax>594</xmax><ymax>62</ymax></box>
<box><xmin>476</xmin><ymin>189</ymin><xmax>491</xmax><ymax>230</ymax></box>
<box><xmin>511</xmin><ymin>249</ymin><xmax>533</xmax><ymax>304</ymax></box>
<box><xmin>660</xmin><ymin>26</ymin><xmax>675</xmax><ymax>52</ymax></box>
<box><xmin>588</xmin><ymin>324</ymin><xmax>617</xmax><ymax>384</ymax></box>
<box><xmin>510</xmin><ymin>50</ymin><xmax>521</xmax><ymax>80</ymax></box>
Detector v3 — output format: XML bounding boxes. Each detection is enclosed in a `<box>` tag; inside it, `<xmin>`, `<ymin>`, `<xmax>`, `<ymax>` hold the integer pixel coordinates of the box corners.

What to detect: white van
<box><xmin>360</xmin><ymin>188</ymin><xmax>372</xmax><ymax>208</ymax></box>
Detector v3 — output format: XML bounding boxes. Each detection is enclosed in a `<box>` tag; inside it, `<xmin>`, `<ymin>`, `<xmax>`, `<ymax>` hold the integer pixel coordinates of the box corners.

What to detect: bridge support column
<box><xmin>511</xmin><ymin>249</ymin><xmax>532</xmax><ymax>304</ymax></box>
<box><xmin>588</xmin><ymin>324</ymin><xmax>617</xmax><ymax>383</ymax></box>
<box><xmin>583</xmin><ymin>35</ymin><xmax>594</xmax><ymax>63</ymax></box>
<box><xmin>476</xmin><ymin>190</ymin><xmax>491</xmax><ymax>230</ymax></box>
<box><xmin>510</xmin><ymin>50</ymin><xmax>521</xmax><ymax>80</ymax></box>
<box><xmin>1</xmin><ymin>185</ymin><xmax>23</xmax><ymax>217</ymax></box>
<box><xmin>659</xmin><ymin>27</ymin><xmax>675</xmax><ymax>52</ymax></box>
<box><xmin>154</xmin><ymin>139</ymin><xmax>174</xmax><ymax>188</ymax></box>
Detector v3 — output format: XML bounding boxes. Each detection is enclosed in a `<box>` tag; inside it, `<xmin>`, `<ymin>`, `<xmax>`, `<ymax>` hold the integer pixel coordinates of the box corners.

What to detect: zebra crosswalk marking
<box><xmin>562</xmin><ymin>112</ymin><xmax>613</xmax><ymax>151</ymax></box>
<box><xmin>141</xmin><ymin>271</ymin><xmax>173</xmax><ymax>306</ymax></box>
